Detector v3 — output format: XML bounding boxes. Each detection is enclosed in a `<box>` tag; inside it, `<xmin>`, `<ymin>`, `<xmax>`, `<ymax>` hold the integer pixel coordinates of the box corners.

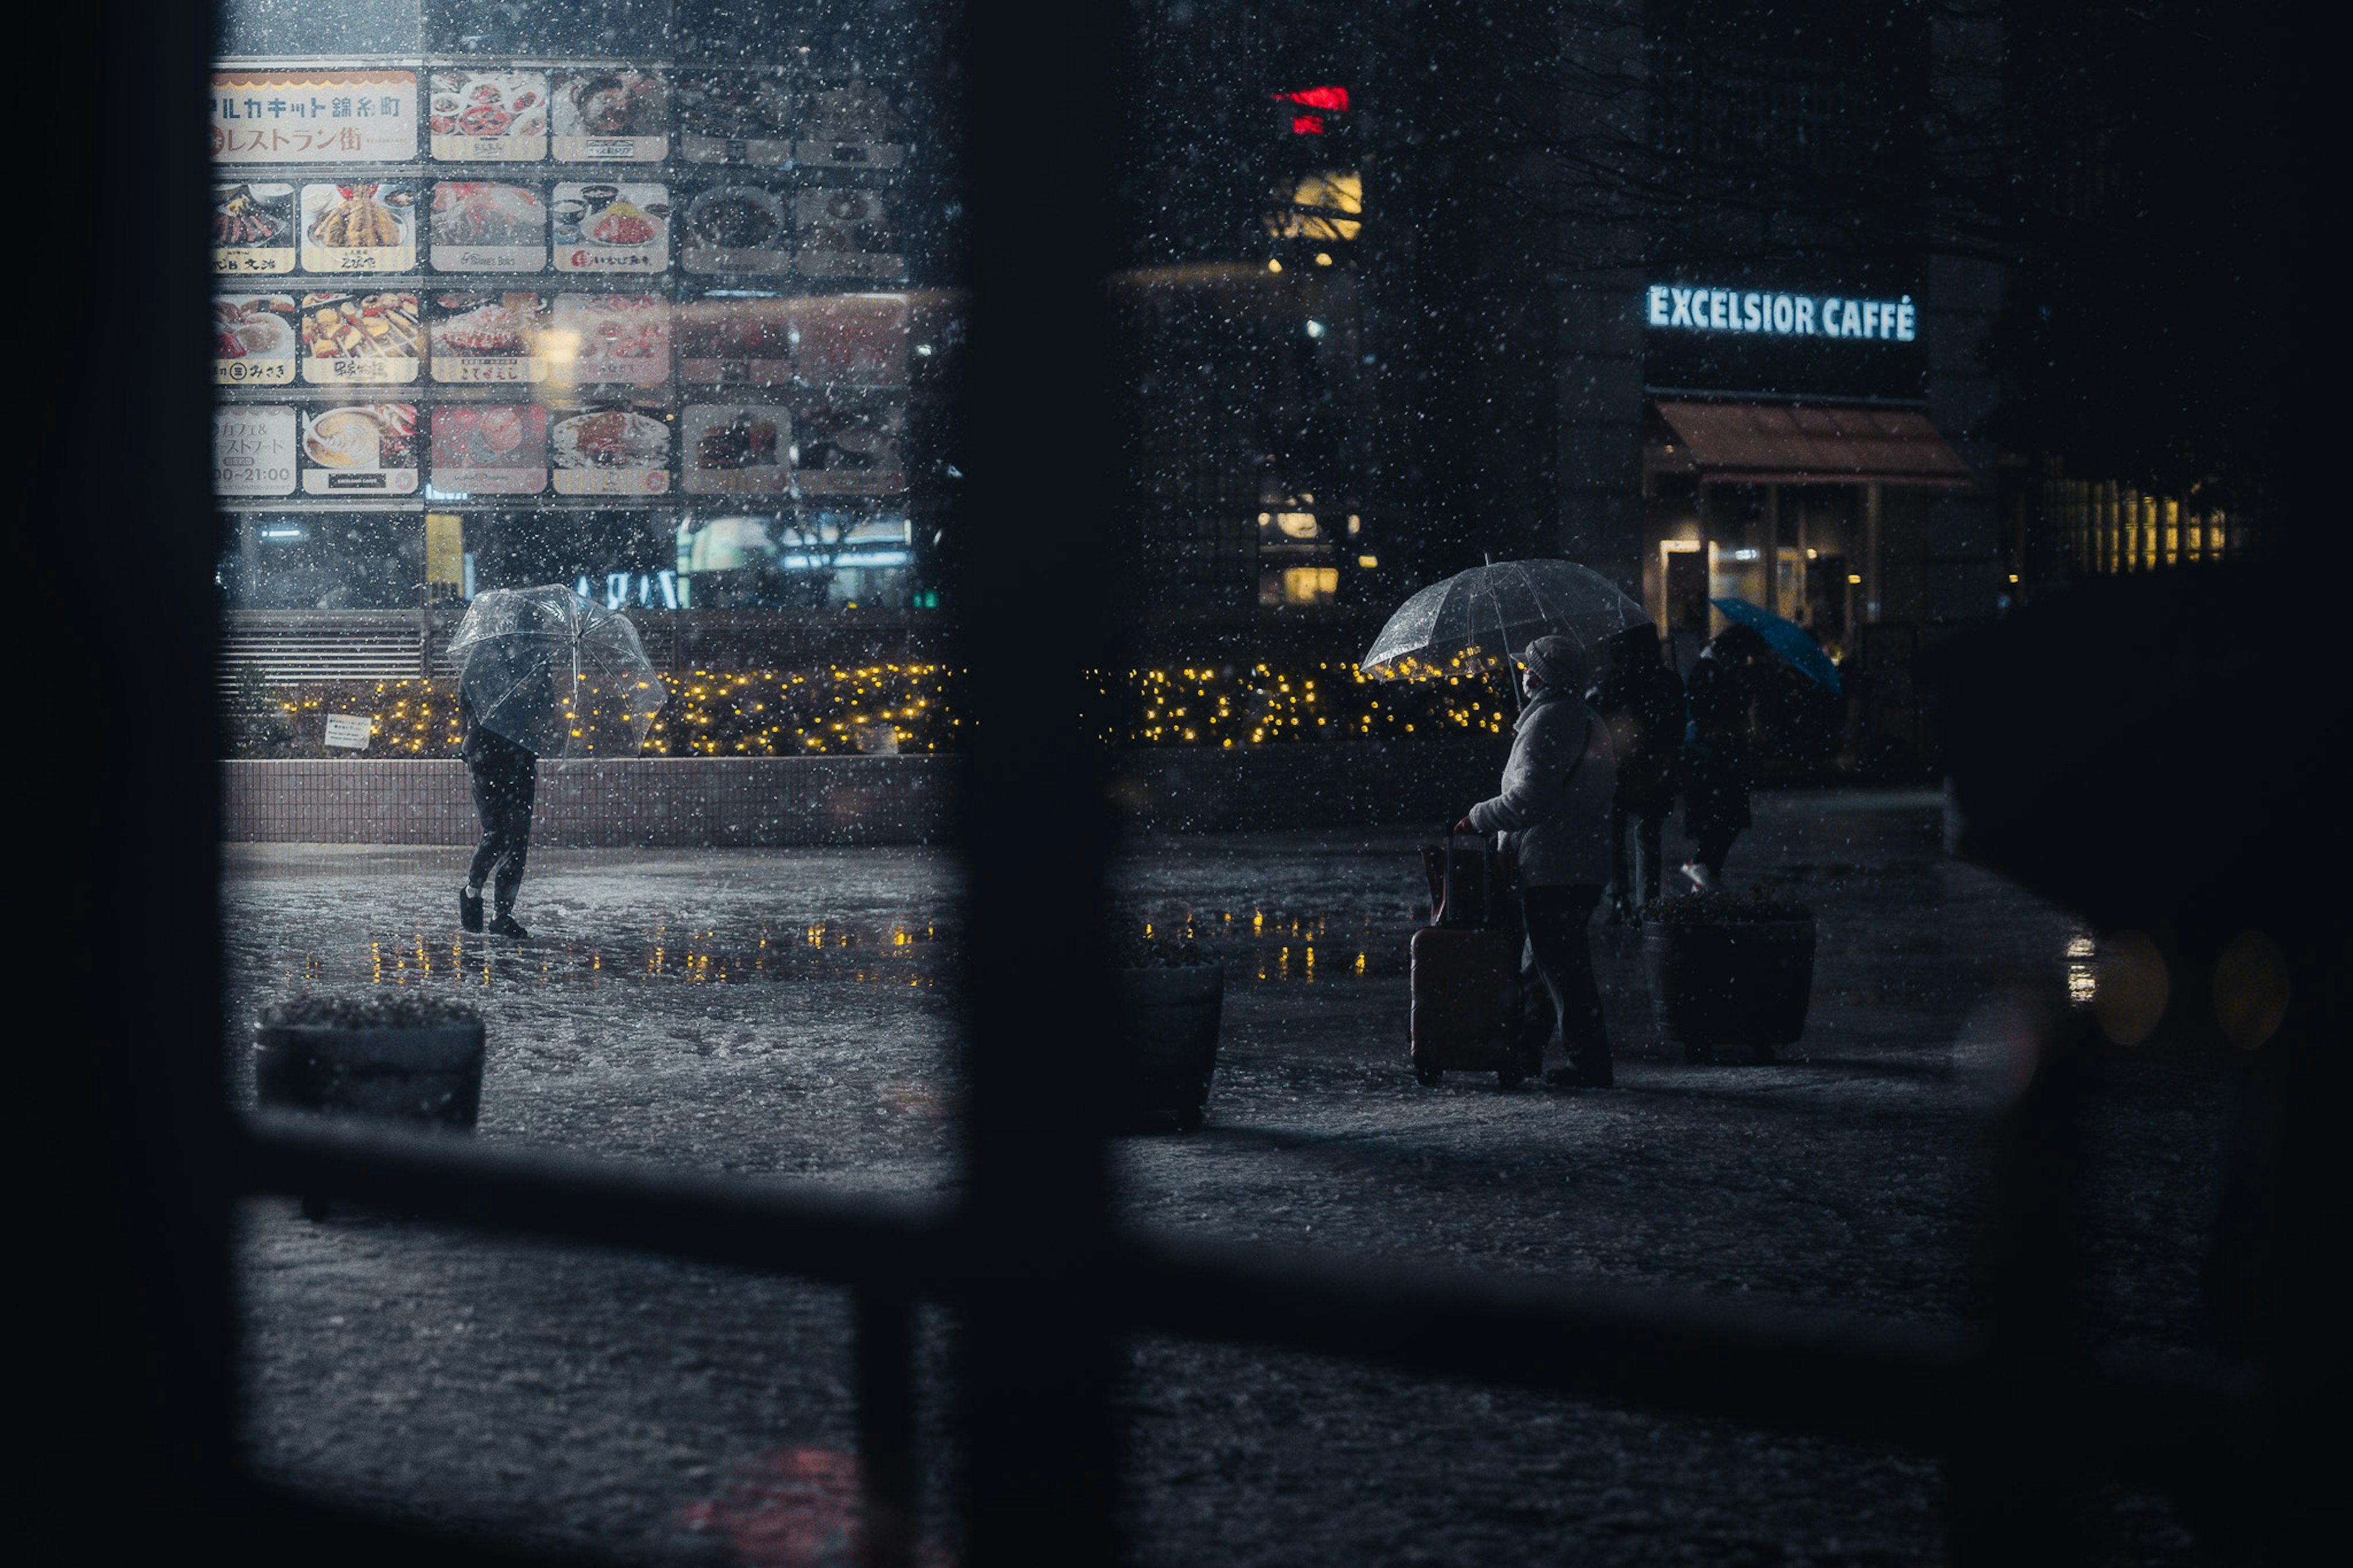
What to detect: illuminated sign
<box><xmin>1646</xmin><ymin>286</ymin><xmax>1915</xmax><ymax>342</ymax></box>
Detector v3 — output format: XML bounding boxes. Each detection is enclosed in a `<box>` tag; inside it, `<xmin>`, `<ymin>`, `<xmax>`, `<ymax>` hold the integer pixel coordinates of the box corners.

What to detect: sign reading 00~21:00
<box><xmin>1647</xmin><ymin>285</ymin><xmax>1915</xmax><ymax>342</ymax></box>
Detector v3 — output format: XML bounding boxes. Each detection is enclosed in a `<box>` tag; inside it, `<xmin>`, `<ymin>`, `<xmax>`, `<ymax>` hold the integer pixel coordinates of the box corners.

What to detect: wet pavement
<box><xmin>224</xmin><ymin>789</ymin><xmax>2220</xmax><ymax>1564</ymax></box>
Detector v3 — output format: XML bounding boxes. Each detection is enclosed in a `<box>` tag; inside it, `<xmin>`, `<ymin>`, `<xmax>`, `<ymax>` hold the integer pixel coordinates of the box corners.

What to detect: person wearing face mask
<box><xmin>1453</xmin><ymin>635</ymin><xmax>1620</xmax><ymax>1088</ymax></box>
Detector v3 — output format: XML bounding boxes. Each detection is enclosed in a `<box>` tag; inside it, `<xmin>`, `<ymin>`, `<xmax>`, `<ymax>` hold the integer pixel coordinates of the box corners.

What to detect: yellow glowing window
<box><xmin>1265</xmin><ymin>170</ymin><xmax>1363</xmax><ymax>242</ymax></box>
<box><xmin>1283</xmin><ymin>567</ymin><xmax>1339</xmax><ymax>605</ymax></box>
<box><xmin>1273</xmin><ymin>511</ymin><xmax>1319</xmax><ymax>539</ymax></box>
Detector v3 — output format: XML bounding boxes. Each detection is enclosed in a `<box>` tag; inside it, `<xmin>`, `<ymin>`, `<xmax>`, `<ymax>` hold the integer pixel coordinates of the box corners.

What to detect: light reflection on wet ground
<box><xmin>281</xmin><ymin>903</ymin><xmax>1404</xmax><ymax>998</ymax></box>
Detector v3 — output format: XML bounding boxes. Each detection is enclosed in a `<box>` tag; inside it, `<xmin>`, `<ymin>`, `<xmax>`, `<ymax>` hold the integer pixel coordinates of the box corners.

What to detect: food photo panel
<box><xmin>298</xmin><ymin>291</ymin><xmax>421</xmax><ymax>385</ymax></box>
<box><xmin>676</xmin><ymin>297</ymin><xmax>794</xmax><ymax>387</ymax></box>
<box><xmin>789</xmin><ymin>294</ymin><xmax>910</xmax><ymax>387</ymax></box>
<box><xmin>551</xmin><ymin>69</ymin><xmax>670</xmax><ymax>162</ymax></box>
<box><xmin>794</xmin><ymin>77</ymin><xmax>910</xmax><ymax>170</ymax></box>
<box><xmin>213</xmin><ymin>406</ymin><xmax>299</xmax><ymax>498</ymax></box>
<box><xmin>549</xmin><ymin>293</ymin><xmax>672</xmax><ymax>387</ymax></box>
<box><xmin>792</xmin><ymin>403</ymin><xmax>905</xmax><ymax>495</ymax></box>
<box><xmin>300</xmin><ymin>181</ymin><xmax>417</xmax><ymax>273</ymax></box>
<box><xmin>213</xmin><ymin>183</ymin><xmax>297</xmax><ymax>275</ymax></box>
<box><xmin>429</xmin><ymin>404</ymin><xmax>549</xmax><ymax>496</ymax></box>
<box><xmin>682</xmin><ymin>403</ymin><xmax>792</xmax><ymax>495</ymax></box>
<box><xmin>552</xmin><ymin>183</ymin><xmax>670</xmax><ymax>273</ymax></box>
<box><xmin>428</xmin><ymin>70</ymin><xmax>550</xmax><ymax>161</ymax></box>
<box><xmin>214</xmin><ymin>295</ymin><xmax>301</xmax><ymax>386</ymax></box>
<box><xmin>300</xmin><ymin>403</ymin><xmax>419</xmax><ymax>495</ymax></box>
<box><xmin>682</xmin><ymin>183</ymin><xmax>794</xmax><ymax>275</ymax></box>
<box><xmin>428</xmin><ymin>183</ymin><xmax>548</xmax><ymax>273</ymax></box>
<box><xmin>429</xmin><ymin>291</ymin><xmax>548</xmax><ymax>384</ymax></box>
<box><xmin>795</xmin><ymin>189</ymin><xmax>903</xmax><ymax>279</ymax></box>
<box><xmin>550</xmin><ymin>403</ymin><xmax>673</xmax><ymax>495</ymax></box>
<box><xmin>675</xmin><ymin>67</ymin><xmax>796</xmax><ymax>165</ymax></box>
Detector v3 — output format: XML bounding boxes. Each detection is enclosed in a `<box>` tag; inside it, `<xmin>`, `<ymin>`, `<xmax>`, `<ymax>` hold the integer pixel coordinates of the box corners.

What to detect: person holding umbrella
<box><xmin>460</xmin><ymin>683</ymin><xmax>540</xmax><ymax>937</ymax></box>
<box><xmin>447</xmin><ymin>585</ymin><xmax>668</xmax><ymax>939</ymax></box>
<box><xmin>1453</xmin><ymin>635</ymin><xmax>1620</xmax><ymax>1088</ymax></box>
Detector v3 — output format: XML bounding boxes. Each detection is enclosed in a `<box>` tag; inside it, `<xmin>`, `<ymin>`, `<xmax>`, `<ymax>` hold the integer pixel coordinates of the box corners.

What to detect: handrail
<box><xmin>236</xmin><ymin>1110</ymin><xmax>2248</xmax><ymax>1489</ymax></box>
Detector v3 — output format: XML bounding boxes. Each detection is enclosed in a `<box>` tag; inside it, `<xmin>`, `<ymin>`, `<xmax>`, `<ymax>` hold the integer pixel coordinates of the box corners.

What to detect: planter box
<box><xmin>1114</xmin><ymin>963</ymin><xmax>1224</xmax><ymax>1129</ymax></box>
<box><xmin>254</xmin><ymin>1020</ymin><xmax>486</xmax><ymax>1217</ymax></box>
<box><xmin>1642</xmin><ymin>918</ymin><xmax>1816</xmax><ymax>1063</ymax></box>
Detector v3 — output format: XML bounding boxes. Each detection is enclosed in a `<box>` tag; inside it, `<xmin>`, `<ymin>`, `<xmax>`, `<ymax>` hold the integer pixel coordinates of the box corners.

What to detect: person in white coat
<box><xmin>1454</xmin><ymin>634</ymin><xmax>1620</xmax><ymax>1086</ymax></box>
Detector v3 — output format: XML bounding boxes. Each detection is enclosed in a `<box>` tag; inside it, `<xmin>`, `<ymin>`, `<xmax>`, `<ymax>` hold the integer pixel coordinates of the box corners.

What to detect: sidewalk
<box><xmin>226</xmin><ymin>790</ymin><xmax>2215</xmax><ymax>1564</ymax></box>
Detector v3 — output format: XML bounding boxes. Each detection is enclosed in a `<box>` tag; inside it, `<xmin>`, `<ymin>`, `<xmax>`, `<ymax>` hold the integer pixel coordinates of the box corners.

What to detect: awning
<box><xmin>1651</xmin><ymin>400</ymin><xmax>1972</xmax><ymax>486</ymax></box>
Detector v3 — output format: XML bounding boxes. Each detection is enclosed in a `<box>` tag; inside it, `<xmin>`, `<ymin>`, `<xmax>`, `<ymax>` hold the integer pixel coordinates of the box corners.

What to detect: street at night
<box><xmin>227</xmin><ymin>791</ymin><xmax>2218</xmax><ymax>1562</ymax></box>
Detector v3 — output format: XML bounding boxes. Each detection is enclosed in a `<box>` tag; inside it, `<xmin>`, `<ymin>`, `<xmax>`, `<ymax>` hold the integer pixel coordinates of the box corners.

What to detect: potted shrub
<box><xmin>1641</xmin><ymin>892</ymin><xmax>1816</xmax><ymax>1064</ymax></box>
<box><xmin>1112</xmin><ymin>928</ymin><xmax>1224</xmax><ymax>1131</ymax></box>
<box><xmin>253</xmin><ymin>993</ymin><xmax>487</xmax><ymax>1218</ymax></box>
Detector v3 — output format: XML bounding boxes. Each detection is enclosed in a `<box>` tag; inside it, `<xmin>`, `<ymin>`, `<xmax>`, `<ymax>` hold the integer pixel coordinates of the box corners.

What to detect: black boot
<box><xmin>460</xmin><ymin>887</ymin><xmax>483</xmax><ymax>933</ymax></box>
<box><xmin>488</xmin><ymin>910</ymin><xmax>529</xmax><ymax>938</ymax></box>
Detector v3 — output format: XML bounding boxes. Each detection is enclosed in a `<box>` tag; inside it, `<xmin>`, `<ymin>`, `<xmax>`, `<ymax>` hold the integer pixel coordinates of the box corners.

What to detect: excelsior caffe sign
<box><xmin>1646</xmin><ymin>284</ymin><xmax>1916</xmax><ymax>343</ymax></box>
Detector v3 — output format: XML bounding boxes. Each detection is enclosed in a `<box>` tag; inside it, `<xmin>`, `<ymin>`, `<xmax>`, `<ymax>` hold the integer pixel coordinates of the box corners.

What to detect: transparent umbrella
<box><xmin>1360</xmin><ymin>559</ymin><xmax>1650</xmax><ymax>682</ymax></box>
<box><xmin>445</xmin><ymin>585</ymin><xmax>666</xmax><ymax>758</ymax></box>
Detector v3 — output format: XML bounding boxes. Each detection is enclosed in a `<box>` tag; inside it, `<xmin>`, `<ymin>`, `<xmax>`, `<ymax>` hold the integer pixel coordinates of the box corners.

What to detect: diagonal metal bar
<box><xmin>235</xmin><ymin>1112</ymin><xmax>2246</xmax><ymax>1500</ymax></box>
<box><xmin>236</xmin><ymin>1112</ymin><xmax>951</xmax><ymax>1291</ymax></box>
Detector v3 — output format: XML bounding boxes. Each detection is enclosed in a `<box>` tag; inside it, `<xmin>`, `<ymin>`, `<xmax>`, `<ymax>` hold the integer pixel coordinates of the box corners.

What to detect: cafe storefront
<box><xmin>1631</xmin><ymin>275</ymin><xmax>1979</xmax><ymax>673</ymax></box>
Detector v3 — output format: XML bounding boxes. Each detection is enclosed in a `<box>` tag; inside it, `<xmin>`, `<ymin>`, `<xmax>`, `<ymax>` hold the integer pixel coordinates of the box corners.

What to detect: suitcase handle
<box><xmin>1435</xmin><ymin>824</ymin><xmax>1482</xmax><ymax>929</ymax></box>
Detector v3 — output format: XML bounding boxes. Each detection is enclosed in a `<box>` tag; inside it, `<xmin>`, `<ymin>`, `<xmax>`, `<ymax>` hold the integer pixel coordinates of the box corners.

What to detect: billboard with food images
<box><xmin>551</xmin><ymin>69</ymin><xmax>670</xmax><ymax>162</ymax></box>
<box><xmin>682</xmin><ymin>403</ymin><xmax>792</xmax><ymax>495</ymax></box>
<box><xmin>428</xmin><ymin>292</ymin><xmax>548</xmax><ymax>384</ymax></box>
<box><xmin>300</xmin><ymin>181</ymin><xmax>417</xmax><ymax>273</ymax></box>
<box><xmin>301</xmin><ymin>403</ymin><xmax>419</xmax><ymax>494</ymax></box>
<box><xmin>214</xmin><ymin>295</ymin><xmax>300</xmax><ymax>385</ymax></box>
<box><xmin>551</xmin><ymin>183</ymin><xmax>670</xmax><ymax>273</ymax></box>
<box><xmin>213</xmin><ymin>183</ymin><xmax>297</xmax><ymax>275</ymax></box>
<box><xmin>551</xmin><ymin>403</ymin><xmax>672</xmax><ymax>494</ymax></box>
<box><xmin>298</xmin><ymin>292</ymin><xmax>420</xmax><ymax>384</ymax></box>
<box><xmin>428</xmin><ymin>70</ymin><xmax>549</xmax><ymax>161</ymax></box>
<box><xmin>428</xmin><ymin>183</ymin><xmax>548</xmax><ymax>273</ymax></box>
<box><xmin>430</xmin><ymin>405</ymin><xmax>549</xmax><ymax>496</ymax></box>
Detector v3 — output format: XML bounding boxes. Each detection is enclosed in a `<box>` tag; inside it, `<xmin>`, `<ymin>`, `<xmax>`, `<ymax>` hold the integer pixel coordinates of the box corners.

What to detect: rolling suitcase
<box><xmin>1409</xmin><ymin>833</ymin><xmax>1537</xmax><ymax>1087</ymax></box>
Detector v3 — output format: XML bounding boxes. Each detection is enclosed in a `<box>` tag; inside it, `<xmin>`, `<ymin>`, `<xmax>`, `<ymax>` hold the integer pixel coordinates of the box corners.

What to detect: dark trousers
<box><xmin>1693</xmin><ymin>823</ymin><xmax>1741</xmax><ymax>879</ymax></box>
<box><xmin>466</xmin><ymin>750</ymin><xmax>536</xmax><ymax>914</ymax></box>
<box><xmin>1608</xmin><ymin>804</ymin><xmax>1667</xmax><ymax>917</ymax></box>
<box><xmin>1517</xmin><ymin>884</ymin><xmax>1608</xmax><ymax>1067</ymax></box>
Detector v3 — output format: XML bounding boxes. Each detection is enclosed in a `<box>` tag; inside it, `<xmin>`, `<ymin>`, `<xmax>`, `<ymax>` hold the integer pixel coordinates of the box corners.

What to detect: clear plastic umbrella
<box><xmin>1360</xmin><ymin>559</ymin><xmax>1650</xmax><ymax>682</ymax></box>
<box><xmin>445</xmin><ymin>585</ymin><xmax>667</xmax><ymax>757</ymax></box>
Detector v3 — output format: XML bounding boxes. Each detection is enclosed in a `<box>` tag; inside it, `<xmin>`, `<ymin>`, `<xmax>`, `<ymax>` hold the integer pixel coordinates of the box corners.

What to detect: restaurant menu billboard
<box><xmin>214</xmin><ymin>407</ymin><xmax>299</xmax><ymax>496</ymax></box>
<box><xmin>210</xmin><ymin>52</ymin><xmax>931</xmax><ymax>555</ymax></box>
<box><xmin>431</xmin><ymin>406</ymin><xmax>549</xmax><ymax>495</ymax></box>
<box><xmin>428</xmin><ymin>183</ymin><xmax>548</xmax><ymax>272</ymax></box>
<box><xmin>550</xmin><ymin>69</ymin><xmax>670</xmax><ymax>162</ymax></box>
<box><xmin>212</xmin><ymin>69</ymin><xmax>418</xmax><ymax>163</ymax></box>
<box><xmin>300</xmin><ymin>403</ymin><xmax>419</xmax><ymax>494</ymax></box>
<box><xmin>427</xmin><ymin>70</ymin><xmax>549</xmax><ymax>161</ymax></box>
<box><xmin>214</xmin><ymin>296</ymin><xmax>300</xmax><ymax>385</ymax></box>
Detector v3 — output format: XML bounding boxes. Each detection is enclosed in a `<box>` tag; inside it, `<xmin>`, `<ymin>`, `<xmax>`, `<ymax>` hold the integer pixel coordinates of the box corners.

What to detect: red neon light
<box><xmin>1273</xmin><ymin>86</ymin><xmax>1350</xmax><ymax>112</ymax></box>
<box><xmin>1290</xmin><ymin>114</ymin><xmax>1325</xmax><ymax>135</ymax></box>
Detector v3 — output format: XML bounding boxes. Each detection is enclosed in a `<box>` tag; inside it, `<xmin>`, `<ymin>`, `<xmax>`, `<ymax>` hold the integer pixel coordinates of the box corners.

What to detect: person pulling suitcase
<box><xmin>1455</xmin><ymin>634</ymin><xmax>1620</xmax><ymax>1088</ymax></box>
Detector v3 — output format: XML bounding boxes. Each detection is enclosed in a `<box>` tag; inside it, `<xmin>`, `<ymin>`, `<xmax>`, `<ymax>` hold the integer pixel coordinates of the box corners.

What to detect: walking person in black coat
<box><xmin>1585</xmin><ymin>627</ymin><xmax>1685</xmax><ymax>923</ymax></box>
<box><xmin>460</xmin><ymin>688</ymin><xmax>540</xmax><ymax>937</ymax></box>
<box><xmin>1678</xmin><ymin>623</ymin><xmax>1771</xmax><ymax>892</ymax></box>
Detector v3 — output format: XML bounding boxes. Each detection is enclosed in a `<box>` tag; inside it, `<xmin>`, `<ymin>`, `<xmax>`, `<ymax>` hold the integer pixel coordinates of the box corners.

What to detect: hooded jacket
<box><xmin>1466</xmin><ymin>684</ymin><xmax>1619</xmax><ymax>887</ymax></box>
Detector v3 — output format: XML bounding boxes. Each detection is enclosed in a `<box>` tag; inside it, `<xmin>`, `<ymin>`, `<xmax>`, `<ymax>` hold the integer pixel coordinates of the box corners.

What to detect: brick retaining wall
<box><xmin>221</xmin><ymin>744</ymin><xmax>1502</xmax><ymax>845</ymax></box>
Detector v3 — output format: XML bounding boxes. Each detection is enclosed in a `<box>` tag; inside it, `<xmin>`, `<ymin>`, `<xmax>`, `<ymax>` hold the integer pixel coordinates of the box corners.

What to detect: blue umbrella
<box><xmin>1710</xmin><ymin>598</ymin><xmax>1843</xmax><ymax>695</ymax></box>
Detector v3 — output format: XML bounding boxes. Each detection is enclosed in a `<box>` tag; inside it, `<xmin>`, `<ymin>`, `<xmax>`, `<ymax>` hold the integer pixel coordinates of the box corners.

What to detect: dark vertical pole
<box><xmin>857</xmin><ymin>1286</ymin><xmax>919</xmax><ymax>1568</ymax></box>
<box><xmin>1946</xmin><ymin>1009</ymin><xmax>2093</xmax><ymax>1565</ymax></box>
<box><xmin>34</xmin><ymin>0</ymin><xmax>235</xmax><ymax>1556</ymax></box>
<box><xmin>949</xmin><ymin>2</ymin><xmax>1134</xmax><ymax>1564</ymax></box>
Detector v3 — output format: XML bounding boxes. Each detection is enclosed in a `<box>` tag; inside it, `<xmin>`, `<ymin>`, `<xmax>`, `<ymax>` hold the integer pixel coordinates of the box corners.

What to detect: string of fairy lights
<box><xmin>232</xmin><ymin>661</ymin><xmax>1517</xmax><ymax>757</ymax></box>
